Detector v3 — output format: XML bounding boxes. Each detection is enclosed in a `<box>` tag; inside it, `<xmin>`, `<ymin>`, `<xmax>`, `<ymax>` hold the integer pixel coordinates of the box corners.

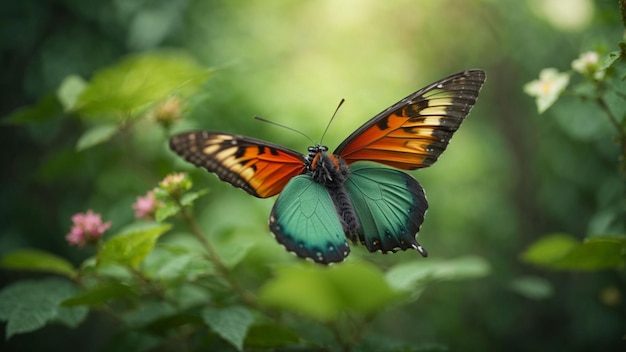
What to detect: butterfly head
<box><xmin>305</xmin><ymin>144</ymin><xmax>328</xmax><ymax>168</ymax></box>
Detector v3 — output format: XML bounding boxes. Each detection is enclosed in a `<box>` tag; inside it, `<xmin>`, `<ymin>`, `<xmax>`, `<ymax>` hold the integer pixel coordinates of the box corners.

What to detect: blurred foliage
<box><xmin>1</xmin><ymin>0</ymin><xmax>625</xmax><ymax>351</ymax></box>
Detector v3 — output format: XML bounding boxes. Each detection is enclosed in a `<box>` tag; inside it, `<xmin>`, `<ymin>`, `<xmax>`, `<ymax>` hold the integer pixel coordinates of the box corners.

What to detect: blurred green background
<box><xmin>1</xmin><ymin>0</ymin><xmax>625</xmax><ymax>351</ymax></box>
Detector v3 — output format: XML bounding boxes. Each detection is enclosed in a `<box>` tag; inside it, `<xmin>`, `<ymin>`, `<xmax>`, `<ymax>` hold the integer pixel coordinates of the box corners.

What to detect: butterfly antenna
<box><xmin>254</xmin><ymin>115</ymin><xmax>315</xmax><ymax>145</ymax></box>
<box><xmin>320</xmin><ymin>99</ymin><xmax>345</xmax><ymax>145</ymax></box>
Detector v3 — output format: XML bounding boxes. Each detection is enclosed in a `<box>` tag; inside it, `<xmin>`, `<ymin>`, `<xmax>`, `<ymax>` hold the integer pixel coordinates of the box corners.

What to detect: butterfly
<box><xmin>169</xmin><ymin>69</ymin><xmax>486</xmax><ymax>264</ymax></box>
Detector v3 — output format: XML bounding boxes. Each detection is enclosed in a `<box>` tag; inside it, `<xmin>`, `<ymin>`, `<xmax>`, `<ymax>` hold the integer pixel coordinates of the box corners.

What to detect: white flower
<box><xmin>571</xmin><ymin>51</ymin><xmax>605</xmax><ymax>80</ymax></box>
<box><xmin>524</xmin><ymin>68</ymin><xmax>570</xmax><ymax>113</ymax></box>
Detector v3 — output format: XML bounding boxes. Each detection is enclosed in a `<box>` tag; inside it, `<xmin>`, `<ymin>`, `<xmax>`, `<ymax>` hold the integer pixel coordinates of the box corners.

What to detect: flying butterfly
<box><xmin>169</xmin><ymin>69</ymin><xmax>486</xmax><ymax>264</ymax></box>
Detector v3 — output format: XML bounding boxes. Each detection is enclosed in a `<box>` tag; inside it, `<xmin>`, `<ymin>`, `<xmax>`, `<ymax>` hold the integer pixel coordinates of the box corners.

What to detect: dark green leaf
<box><xmin>122</xmin><ymin>301</ymin><xmax>177</xmax><ymax>328</ymax></box>
<box><xmin>509</xmin><ymin>276</ymin><xmax>553</xmax><ymax>300</ymax></box>
<box><xmin>6</xmin><ymin>305</ymin><xmax>55</xmax><ymax>339</ymax></box>
<box><xmin>202</xmin><ymin>306</ymin><xmax>254</xmax><ymax>351</ymax></box>
<box><xmin>62</xmin><ymin>281</ymin><xmax>137</xmax><ymax>307</ymax></box>
<box><xmin>98</xmin><ymin>223</ymin><xmax>172</xmax><ymax>268</ymax></box>
<box><xmin>0</xmin><ymin>278</ymin><xmax>87</xmax><ymax>339</ymax></box>
<box><xmin>76</xmin><ymin>124</ymin><xmax>118</xmax><ymax>151</ymax></box>
<box><xmin>105</xmin><ymin>331</ymin><xmax>162</xmax><ymax>352</ymax></box>
<box><xmin>553</xmin><ymin>237</ymin><xmax>626</xmax><ymax>270</ymax></box>
<box><xmin>2</xmin><ymin>95</ymin><xmax>63</xmax><ymax>125</ymax></box>
<box><xmin>244</xmin><ymin>324</ymin><xmax>302</xmax><ymax>348</ymax></box>
<box><xmin>0</xmin><ymin>249</ymin><xmax>75</xmax><ymax>277</ymax></box>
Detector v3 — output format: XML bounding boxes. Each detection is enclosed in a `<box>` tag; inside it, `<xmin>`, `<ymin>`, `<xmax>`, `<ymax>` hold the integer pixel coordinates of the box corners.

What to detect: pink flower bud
<box><xmin>132</xmin><ymin>190</ymin><xmax>158</xmax><ymax>219</ymax></box>
<box><xmin>66</xmin><ymin>210</ymin><xmax>110</xmax><ymax>247</ymax></box>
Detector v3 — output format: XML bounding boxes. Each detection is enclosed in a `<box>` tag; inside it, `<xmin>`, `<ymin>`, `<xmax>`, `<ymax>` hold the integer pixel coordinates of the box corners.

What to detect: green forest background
<box><xmin>1</xmin><ymin>0</ymin><xmax>625</xmax><ymax>351</ymax></box>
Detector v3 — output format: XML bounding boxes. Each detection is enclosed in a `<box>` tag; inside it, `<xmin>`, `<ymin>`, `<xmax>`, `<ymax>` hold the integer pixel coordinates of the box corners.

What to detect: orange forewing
<box><xmin>169</xmin><ymin>132</ymin><xmax>306</xmax><ymax>198</ymax></box>
<box><xmin>334</xmin><ymin>69</ymin><xmax>486</xmax><ymax>170</ymax></box>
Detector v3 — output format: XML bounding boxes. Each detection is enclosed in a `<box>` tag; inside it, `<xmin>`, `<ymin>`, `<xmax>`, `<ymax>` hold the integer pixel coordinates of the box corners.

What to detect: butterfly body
<box><xmin>170</xmin><ymin>69</ymin><xmax>486</xmax><ymax>264</ymax></box>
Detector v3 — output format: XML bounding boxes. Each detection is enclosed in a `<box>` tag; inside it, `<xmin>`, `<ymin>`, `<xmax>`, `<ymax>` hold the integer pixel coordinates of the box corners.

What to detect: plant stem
<box><xmin>595</xmin><ymin>96</ymin><xmax>626</xmax><ymax>227</ymax></box>
<box><xmin>178</xmin><ymin>206</ymin><xmax>257</xmax><ymax>306</ymax></box>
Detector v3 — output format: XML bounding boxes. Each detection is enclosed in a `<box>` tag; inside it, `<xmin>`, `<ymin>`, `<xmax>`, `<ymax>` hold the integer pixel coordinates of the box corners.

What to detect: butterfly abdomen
<box><xmin>309</xmin><ymin>150</ymin><xmax>360</xmax><ymax>240</ymax></box>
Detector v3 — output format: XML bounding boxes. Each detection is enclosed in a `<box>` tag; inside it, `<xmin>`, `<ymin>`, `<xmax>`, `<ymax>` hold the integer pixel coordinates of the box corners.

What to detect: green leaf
<box><xmin>104</xmin><ymin>331</ymin><xmax>162</xmax><ymax>352</ymax></box>
<box><xmin>74</xmin><ymin>51</ymin><xmax>212</xmax><ymax>119</ymax></box>
<box><xmin>555</xmin><ymin>237</ymin><xmax>626</xmax><ymax>270</ymax></box>
<box><xmin>62</xmin><ymin>281</ymin><xmax>137</xmax><ymax>307</ymax></box>
<box><xmin>0</xmin><ymin>249</ymin><xmax>75</xmax><ymax>277</ymax></box>
<box><xmin>521</xmin><ymin>234</ymin><xmax>626</xmax><ymax>271</ymax></box>
<box><xmin>2</xmin><ymin>95</ymin><xmax>63</xmax><ymax>125</ymax></box>
<box><xmin>385</xmin><ymin>255</ymin><xmax>491</xmax><ymax>293</ymax></box>
<box><xmin>5</xmin><ymin>305</ymin><xmax>55</xmax><ymax>339</ymax></box>
<box><xmin>599</xmin><ymin>50</ymin><xmax>622</xmax><ymax>71</ymax></box>
<box><xmin>154</xmin><ymin>202</ymin><xmax>180</xmax><ymax>222</ymax></box>
<box><xmin>508</xmin><ymin>276</ymin><xmax>553</xmax><ymax>300</ymax></box>
<box><xmin>202</xmin><ymin>306</ymin><xmax>254</xmax><ymax>351</ymax></box>
<box><xmin>180</xmin><ymin>189</ymin><xmax>209</xmax><ymax>207</ymax></box>
<box><xmin>0</xmin><ymin>278</ymin><xmax>87</xmax><ymax>339</ymax></box>
<box><xmin>244</xmin><ymin>324</ymin><xmax>302</xmax><ymax>348</ymax></box>
<box><xmin>521</xmin><ymin>233</ymin><xmax>579</xmax><ymax>264</ymax></box>
<box><xmin>57</xmin><ymin>75</ymin><xmax>87</xmax><ymax>111</ymax></box>
<box><xmin>212</xmin><ymin>228</ymin><xmax>258</xmax><ymax>269</ymax></box>
<box><xmin>98</xmin><ymin>223</ymin><xmax>172</xmax><ymax>268</ymax></box>
<box><xmin>259</xmin><ymin>261</ymin><xmax>397</xmax><ymax>321</ymax></box>
<box><xmin>76</xmin><ymin>124</ymin><xmax>118</xmax><ymax>151</ymax></box>
<box><xmin>122</xmin><ymin>301</ymin><xmax>177</xmax><ymax>328</ymax></box>
<box><xmin>144</xmin><ymin>248</ymin><xmax>213</xmax><ymax>282</ymax></box>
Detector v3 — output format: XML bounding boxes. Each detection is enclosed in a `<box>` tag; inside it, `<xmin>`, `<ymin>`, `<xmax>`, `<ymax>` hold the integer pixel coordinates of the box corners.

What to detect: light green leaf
<box><xmin>164</xmin><ymin>283</ymin><xmax>211</xmax><ymax>310</ymax></box>
<box><xmin>259</xmin><ymin>261</ymin><xmax>397</xmax><ymax>321</ymax></box>
<box><xmin>154</xmin><ymin>202</ymin><xmax>180</xmax><ymax>222</ymax></box>
<box><xmin>385</xmin><ymin>255</ymin><xmax>491</xmax><ymax>293</ymax></box>
<box><xmin>521</xmin><ymin>234</ymin><xmax>626</xmax><ymax>271</ymax></box>
<box><xmin>0</xmin><ymin>278</ymin><xmax>87</xmax><ymax>339</ymax></box>
<box><xmin>212</xmin><ymin>228</ymin><xmax>258</xmax><ymax>269</ymax></box>
<box><xmin>325</xmin><ymin>261</ymin><xmax>398</xmax><ymax>314</ymax></box>
<box><xmin>74</xmin><ymin>51</ymin><xmax>212</xmax><ymax>119</ymax></box>
<box><xmin>76</xmin><ymin>124</ymin><xmax>118</xmax><ymax>151</ymax></box>
<box><xmin>180</xmin><ymin>189</ymin><xmax>209</xmax><ymax>207</ymax></box>
<box><xmin>202</xmin><ymin>306</ymin><xmax>254</xmax><ymax>351</ymax></box>
<box><xmin>509</xmin><ymin>276</ymin><xmax>553</xmax><ymax>300</ymax></box>
<box><xmin>0</xmin><ymin>249</ymin><xmax>75</xmax><ymax>277</ymax></box>
<box><xmin>599</xmin><ymin>50</ymin><xmax>622</xmax><ymax>71</ymax></box>
<box><xmin>521</xmin><ymin>233</ymin><xmax>579</xmax><ymax>264</ymax></box>
<box><xmin>57</xmin><ymin>75</ymin><xmax>87</xmax><ymax>111</ymax></box>
<box><xmin>98</xmin><ymin>223</ymin><xmax>172</xmax><ymax>268</ymax></box>
<box><xmin>144</xmin><ymin>247</ymin><xmax>213</xmax><ymax>281</ymax></box>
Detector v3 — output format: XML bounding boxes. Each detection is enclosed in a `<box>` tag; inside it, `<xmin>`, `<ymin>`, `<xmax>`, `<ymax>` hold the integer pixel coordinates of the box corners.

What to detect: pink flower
<box><xmin>66</xmin><ymin>210</ymin><xmax>111</xmax><ymax>247</ymax></box>
<box><xmin>132</xmin><ymin>190</ymin><xmax>158</xmax><ymax>219</ymax></box>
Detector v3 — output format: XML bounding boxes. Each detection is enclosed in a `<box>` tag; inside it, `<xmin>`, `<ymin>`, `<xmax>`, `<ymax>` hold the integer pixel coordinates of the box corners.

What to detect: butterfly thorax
<box><xmin>305</xmin><ymin>145</ymin><xmax>359</xmax><ymax>241</ymax></box>
<box><xmin>306</xmin><ymin>145</ymin><xmax>350</xmax><ymax>187</ymax></box>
